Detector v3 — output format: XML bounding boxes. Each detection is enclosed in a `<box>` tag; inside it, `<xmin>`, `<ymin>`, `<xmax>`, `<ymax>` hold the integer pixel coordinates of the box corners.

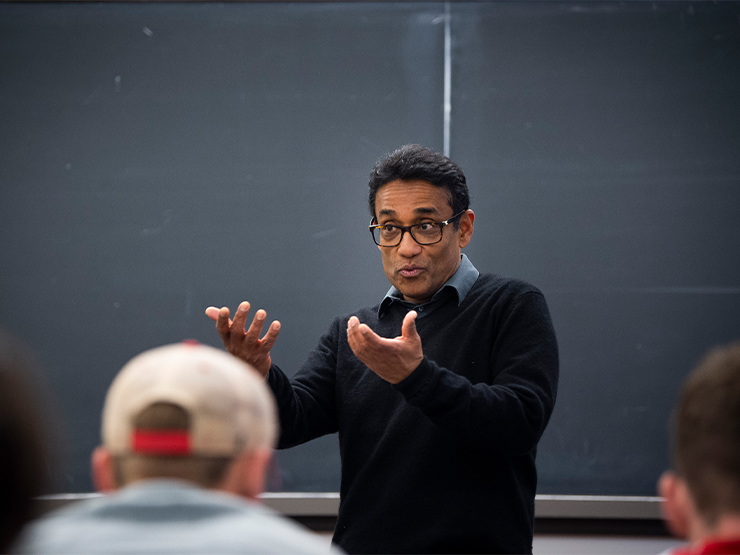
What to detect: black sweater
<box><xmin>267</xmin><ymin>273</ymin><xmax>559</xmax><ymax>554</ymax></box>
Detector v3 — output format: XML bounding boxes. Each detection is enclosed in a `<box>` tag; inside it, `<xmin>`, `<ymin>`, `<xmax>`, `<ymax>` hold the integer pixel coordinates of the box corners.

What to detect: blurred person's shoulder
<box><xmin>14</xmin><ymin>480</ymin><xmax>342</xmax><ymax>554</ymax></box>
<box><xmin>660</xmin><ymin>538</ymin><xmax>740</xmax><ymax>555</ymax></box>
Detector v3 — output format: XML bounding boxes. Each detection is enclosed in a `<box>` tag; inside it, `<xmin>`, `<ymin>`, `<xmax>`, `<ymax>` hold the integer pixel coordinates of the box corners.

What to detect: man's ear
<box><xmin>659</xmin><ymin>470</ymin><xmax>691</xmax><ymax>539</ymax></box>
<box><xmin>458</xmin><ymin>209</ymin><xmax>475</xmax><ymax>248</ymax></box>
<box><xmin>91</xmin><ymin>446</ymin><xmax>118</xmax><ymax>493</ymax></box>
<box><xmin>220</xmin><ymin>448</ymin><xmax>272</xmax><ymax>501</ymax></box>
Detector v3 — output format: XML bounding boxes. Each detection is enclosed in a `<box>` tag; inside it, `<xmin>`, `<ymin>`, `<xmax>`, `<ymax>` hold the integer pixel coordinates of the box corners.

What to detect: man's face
<box><xmin>374</xmin><ymin>179</ymin><xmax>474</xmax><ymax>305</ymax></box>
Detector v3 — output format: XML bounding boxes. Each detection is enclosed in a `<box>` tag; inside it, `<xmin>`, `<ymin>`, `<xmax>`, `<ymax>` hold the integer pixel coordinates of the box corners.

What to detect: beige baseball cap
<box><xmin>102</xmin><ymin>341</ymin><xmax>277</xmax><ymax>457</ymax></box>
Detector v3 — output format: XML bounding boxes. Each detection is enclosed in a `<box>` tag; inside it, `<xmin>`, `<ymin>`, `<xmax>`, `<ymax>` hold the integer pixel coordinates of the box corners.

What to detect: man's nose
<box><xmin>397</xmin><ymin>229</ymin><xmax>422</xmax><ymax>256</ymax></box>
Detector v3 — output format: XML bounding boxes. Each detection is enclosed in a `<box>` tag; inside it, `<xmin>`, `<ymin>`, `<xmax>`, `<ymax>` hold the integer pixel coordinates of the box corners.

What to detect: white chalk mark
<box><xmin>114</xmin><ymin>75</ymin><xmax>121</xmax><ymax>93</ymax></box>
<box><xmin>312</xmin><ymin>229</ymin><xmax>336</xmax><ymax>240</ymax></box>
<box><xmin>141</xmin><ymin>211</ymin><xmax>173</xmax><ymax>238</ymax></box>
<box><xmin>65</xmin><ymin>163</ymin><xmax>72</xmax><ymax>170</ymax></box>
<box><xmin>83</xmin><ymin>91</ymin><xmax>97</xmax><ymax>105</ymax></box>
<box><xmin>142</xmin><ymin>27</ymin><xmax>153</xmax><ymax>37</ymax></box>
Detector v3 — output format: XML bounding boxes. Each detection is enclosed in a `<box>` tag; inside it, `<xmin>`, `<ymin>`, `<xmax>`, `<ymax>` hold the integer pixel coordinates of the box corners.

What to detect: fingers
<box><xmin>347</xmin><ymin>312</ymin><xmax>420</xmax><ymax>360</ymax></box>
<box><xmin>401</xmin><ymin>310</ymin><xmax>419</xmax><ymax>339</ymax></box>
<box><xmin>348</xmin><ymin>316</ymin><xmax>373</xmax><ymax>337</ymax></box>
<box><xmin>246</xmin><ymin>310</ymin><xmax>281</xmax><ymax>344</ymax></box>
<box><xmin>347</xmin><ymin>316</ymin><xmax>382</xmax><ymax>352</ymax></box>
<box><xmin>260</xmin><ymin>320</ymin><xmax>282</xmax><ymax>351</ymax></box>
<box><xmin>347</xmin><ymin>316</ymin><xmax>364</xmax><ymax>351</ymax></box>
<box><xmin>231</xmin><ymin>301</ymin><xmax>251</xmax><ymax>337</ymax></box>
<box><xmin>205</xmin><ymin>302</ymin><xmax>279</xmax><ymax>376</ymax></box>
<box><xmin>347</xmin><ymin>313</ymin><xmax>423</xmax><ymax>383</ymax></box>
<box><xmin>347</xmin><ymin>316</ymin><xmax>363</xmax><ymax>342</ymax></box>
<box><xmin>244</xmin><ymin>308</ymin><xmax>267</xmax><ymax>343</ymax></box>
<box><xmin>346</xmin><ymin>317</ymin><xmax>364</xmax><ymax>358</ymax></box>
<box><xmin>215</xmin><ymin>307</ymin><xmax>232</xmax><ymax>342</ymax></box>
<box><xmin>206</xmin><ymin>301</ymin><xmax>279</xmax><ymax>342</ymax></box>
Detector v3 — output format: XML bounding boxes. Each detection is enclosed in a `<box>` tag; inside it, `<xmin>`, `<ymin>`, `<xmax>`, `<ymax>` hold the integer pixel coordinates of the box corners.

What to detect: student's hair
<box><xmin>113</xmin><ymin>403</ymin><xmax>232</xmax><ymax>488</ymax></box>
<box><xmin>368</xmin><ymin>144</ymin><xmax>470</xmax><ymax>228</ymax></box>
<box><xmin>0</xmin><ymin>329</ymin><xmax>57</xmax><ymax>552</ymax></box>
<box><xmin>672</xmin><ymin>340</ymin><xmax>740</xmax><ymax>525</ymax></box>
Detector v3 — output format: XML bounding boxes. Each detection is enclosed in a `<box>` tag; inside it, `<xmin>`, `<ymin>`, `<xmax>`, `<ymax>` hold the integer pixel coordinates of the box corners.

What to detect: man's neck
<box><xmin>691</xmin><ymin>514</ymin><xmax>740</xmax><ymax>545</ymax></box>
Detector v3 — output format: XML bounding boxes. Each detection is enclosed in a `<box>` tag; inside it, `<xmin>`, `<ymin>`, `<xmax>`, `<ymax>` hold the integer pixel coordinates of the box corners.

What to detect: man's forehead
<box><xmin>375</xmin><ymin>180</ymin><xmax>453</xmax><ymax>215</ymax></box>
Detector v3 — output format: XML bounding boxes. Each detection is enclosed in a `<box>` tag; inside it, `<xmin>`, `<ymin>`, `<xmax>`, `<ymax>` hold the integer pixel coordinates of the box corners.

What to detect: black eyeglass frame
<box><xmin>368</xmin><ymin>209</ymin><xmax>467</xmax><ymax>247</ymax></box>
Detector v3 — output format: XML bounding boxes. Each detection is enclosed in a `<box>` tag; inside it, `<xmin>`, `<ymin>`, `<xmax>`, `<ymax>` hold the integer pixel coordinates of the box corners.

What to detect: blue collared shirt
<box><xmin>378</xmin><ymin>254</ymin><xmax>479</xmax><ymax>319</ymax></box>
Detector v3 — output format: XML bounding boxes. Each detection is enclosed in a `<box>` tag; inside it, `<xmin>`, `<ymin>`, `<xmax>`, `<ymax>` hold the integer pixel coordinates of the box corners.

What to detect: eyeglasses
<box><xmin>369</xmin><ymin>210</ymin><xmax>466</xmax><ymax>247</ymax></box>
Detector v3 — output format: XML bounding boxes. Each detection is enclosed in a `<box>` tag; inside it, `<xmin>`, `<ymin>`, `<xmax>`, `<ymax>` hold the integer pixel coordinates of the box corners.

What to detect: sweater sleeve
<box><xmin>392</xmin><ymin>291</ymin><xmax>559</xmax><ymax>455</ymax></box>
<box><xmin>266</xmin><ymin>319</ymin><xmax>340</xmax><ymax>449</ymax></box>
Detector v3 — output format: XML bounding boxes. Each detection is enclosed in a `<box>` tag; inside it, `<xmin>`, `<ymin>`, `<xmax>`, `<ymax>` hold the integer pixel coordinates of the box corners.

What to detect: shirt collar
<box><xmin>378</xmin><ymin>254</ymin><xmax>479</xmax><ymax>317</ymax></box>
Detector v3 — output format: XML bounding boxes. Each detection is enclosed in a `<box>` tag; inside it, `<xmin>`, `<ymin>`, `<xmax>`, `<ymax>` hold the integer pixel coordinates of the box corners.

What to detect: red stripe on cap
<box><xmin>132</xmin><ymin>430</ymin><xmax>191</xmax><ymax>455</ymax></box>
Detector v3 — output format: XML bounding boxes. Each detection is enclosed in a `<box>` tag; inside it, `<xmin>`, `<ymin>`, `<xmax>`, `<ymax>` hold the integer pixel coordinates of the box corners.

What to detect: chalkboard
<box><xmin>1</xmin><ymin>1</ymin><xmax>739</xmax><ymax>498</ymax></box>
<box><xmin>452</xmin><ymin>1</ymin><xmax>740</xmax><ymax>495</ymax></box>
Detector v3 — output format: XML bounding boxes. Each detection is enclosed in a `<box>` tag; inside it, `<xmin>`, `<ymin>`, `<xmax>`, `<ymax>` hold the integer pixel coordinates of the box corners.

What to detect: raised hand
<box><xmin>346</xmin><ymin>310</ymin><xmax>423</xmax><ymax>384</ymax></box>
<box><xmin>205</xmin><ymin>301</ymin><xmax>280</xmax><ymax>378</ymax></box>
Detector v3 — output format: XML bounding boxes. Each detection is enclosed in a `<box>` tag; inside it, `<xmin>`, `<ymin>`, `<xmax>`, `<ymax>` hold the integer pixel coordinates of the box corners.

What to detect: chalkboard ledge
<box><xmin>36</xmin><ymin>492</ymin><xmax>664</xmax><ymax>519</ymax></box>
<box><xmin>34</xmin><ymin>493</ymin><xmax>671</xmax><ymax>535</ymax></box>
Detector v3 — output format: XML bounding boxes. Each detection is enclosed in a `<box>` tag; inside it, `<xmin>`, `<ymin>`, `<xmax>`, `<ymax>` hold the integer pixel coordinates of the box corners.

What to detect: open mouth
<box><xmin>399</xmin><ymin>267</ymin><xmax>423</xmax><ymax>278</ymax></box>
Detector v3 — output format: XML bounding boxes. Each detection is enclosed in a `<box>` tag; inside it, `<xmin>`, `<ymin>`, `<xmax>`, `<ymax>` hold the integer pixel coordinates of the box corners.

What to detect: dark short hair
<box><xmin>672</xmin><ymin>340</ymin><xmax>740</xmax><ymax>525</ymax></box>
<box><xmin>368</xmin><ymin>145</ymin><xmax>470</xmax><ymax>227</ymax></box>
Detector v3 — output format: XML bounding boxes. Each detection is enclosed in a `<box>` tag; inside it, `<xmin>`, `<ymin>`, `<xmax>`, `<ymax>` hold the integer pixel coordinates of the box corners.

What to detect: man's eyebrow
<box><xmin>378</xmin><ymin>207</ymin><xmax>440</xmax><ymax>217</ymax></box>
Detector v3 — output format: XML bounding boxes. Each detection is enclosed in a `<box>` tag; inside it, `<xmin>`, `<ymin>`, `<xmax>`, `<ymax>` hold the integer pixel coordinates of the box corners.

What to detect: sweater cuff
<box><xmin>393</xmin><ymin>357</ymin><xmax>436</xmax><ymax>401</ymax></box>
<box><xmin>266</xmin><ymin>363</ymin><xmax>286</xmax><ymax>389</ymax></box>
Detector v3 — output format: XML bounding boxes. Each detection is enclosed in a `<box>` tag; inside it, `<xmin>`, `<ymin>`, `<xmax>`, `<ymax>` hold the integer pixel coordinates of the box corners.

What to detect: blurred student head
<box><xmin>91</xmin><ymin>341</ymin><xmax>278</xmax><ymax>500</ymax></box>
<box><xmin>0</xmin><ymin>328</ymin><xmax>56</xmax><ymax>552</ymax></box>
<box><xmin>659</xmin><ymin>340</ymin><xmax>740</xmax><ymax>545</ymax></box>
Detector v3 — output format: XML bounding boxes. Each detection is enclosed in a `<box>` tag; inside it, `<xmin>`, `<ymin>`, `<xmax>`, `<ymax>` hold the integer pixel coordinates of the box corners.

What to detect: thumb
<box><xmin>401</xmin><ymin>310</ymin><xmax>419</xmax><ymax>340</ymax></box>
<box><xmin>205</xmin><ymin>306</ymin><xmax>220</xmax><ymax>321</ymax></box>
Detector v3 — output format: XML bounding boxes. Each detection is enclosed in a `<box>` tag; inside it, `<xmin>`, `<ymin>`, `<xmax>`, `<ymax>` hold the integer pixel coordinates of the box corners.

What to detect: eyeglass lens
<box><xmin>373</xmin><ymin>224</ymin><xmax>442</xmax><ymax>246</ymax></box>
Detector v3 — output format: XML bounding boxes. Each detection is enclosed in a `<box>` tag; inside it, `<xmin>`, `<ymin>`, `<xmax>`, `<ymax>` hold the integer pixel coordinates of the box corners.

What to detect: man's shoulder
<box><xmin>471</xmin><ymin>272</ymin><xmax>545</xmax><ymax>300</ymax></box>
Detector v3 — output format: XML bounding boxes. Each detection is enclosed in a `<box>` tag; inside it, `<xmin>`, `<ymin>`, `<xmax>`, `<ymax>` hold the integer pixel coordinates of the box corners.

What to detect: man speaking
<box><xmin>207</xmin><ymin>144</ymin><xmax>559</xmax><ymax>554</ymax></box>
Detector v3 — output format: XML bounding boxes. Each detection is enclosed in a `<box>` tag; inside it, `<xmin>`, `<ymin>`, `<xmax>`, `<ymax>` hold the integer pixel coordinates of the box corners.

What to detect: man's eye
<box><xmin>417</xmin><ymin>222</ymin><xmax>435</xmax><ymax>231</ymax></box>
<box><xmin>383</xmin><ymin>225</ymin><xmax>399</xmax><ymax>232</ymax></box>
